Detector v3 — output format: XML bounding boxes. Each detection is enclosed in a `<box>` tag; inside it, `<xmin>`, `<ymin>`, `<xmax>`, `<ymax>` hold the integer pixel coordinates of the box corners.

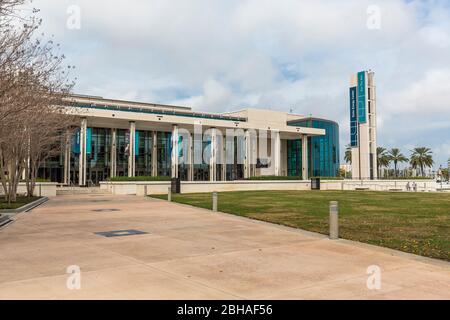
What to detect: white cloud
<box><xmin>385</xmin><ymin>69</ymin><xmax>450</xmax><ymax>115</ymax></box>
<box><xmin>435</xmin><ymin>142</ymin><xmax>450</xmax><ymax>163</ymax></box>
<box><xmin>28</xmin><ymin>0</ymin><xmax>450</xmax><ymax>166</ymax></box>
<box><xmin>174</xmin><ymin>79</ymin><xmax>233</xmax><ymax>111</ymax></box>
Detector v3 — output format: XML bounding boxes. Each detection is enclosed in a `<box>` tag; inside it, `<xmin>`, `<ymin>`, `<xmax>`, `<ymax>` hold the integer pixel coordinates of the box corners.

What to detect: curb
<box><xmin>0</xmin><ymin>197</ymin><xmax>49</xmax><ymax>215</ymax></box>
<box><xmin>0</xmin><ymin>214</ymin><xmax>12</xmax><ymax>228</ymax></box>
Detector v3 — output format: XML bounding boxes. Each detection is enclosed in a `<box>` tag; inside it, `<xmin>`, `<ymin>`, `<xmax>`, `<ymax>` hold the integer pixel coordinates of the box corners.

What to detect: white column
<box><xmin>302</xmin><ymin>134</ymin><xmax>308</xmax><ymax>180</ymax></box>
<box><xmin>221</xmin><ymin>132</ymin><xmax>227</xmax><ymax>181</ymax></box>
<box><xmin>79</xmin><ymin>118</ymin><xmax>87</xmax><ymax>186</ymax></box>
<box><xmin>110</xmin><ymin>128</ymin><xmax>117</xmax><ymax>178</ymax></box>
<box><xmin>187</xmin><ymin>133</ymin><xmax>194</xmax><ymax>181</ymax></box>
<box><xmin>152</xmin><ymin>131</ymin><xmax>158</xmax><ymax>177</ymax></box>
<box><xmin>210</xmin><ymin>128</ymin><xmax>217</xmax><ymax>181</ymax></box>
<box><xmin>22</xmin><ymin>166</ymin><xmax>27</xmax><ymax>181</ymax></box>
<box><xmin>23</xmin><ymin>135</ymin><xmax>31</xmax><ymax>181</ymax></box>
<box><xmin>22</xmin><ymin>149</ymin><xmax>29</xmax><ymax>181</ymax></box>
<box><xmin>273</xmin><ymin>130</ymin><xmax>281</xmax><ymax>176</ymax></box>
<box><xmin>171</xmin><ymin>125</ymin><xmax>179</xmax><ymax>178</ymax></box>
<box><xmin>128</xmin><ymin>122</ymin><xmax>136</xmax><ymax>177</ymax></box>
<box><xmin>251</xmin><ymin>131</ymin><xmax>257</xmax><ymax>177</ymax></box>
<box><xmin>63</xmin><ymin>135</ymin><xmax>71</xmax><ymax>185</ymax></box>
<box><xmin>244</xmin><ymin>129</ymin><xmax>251</xmax><ymax>179</ymax></box>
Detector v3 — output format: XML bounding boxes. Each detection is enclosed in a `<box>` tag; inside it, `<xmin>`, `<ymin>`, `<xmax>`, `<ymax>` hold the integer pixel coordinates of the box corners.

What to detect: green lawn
<box><xmin>0</xmin><ymin>196</ymin><xmax>41</xmax><ymax>210</ymax></box>
<box><xmin>152</xmin><ymin>191</ymin><xmax>450</xmax><ymax>261</ymax></box>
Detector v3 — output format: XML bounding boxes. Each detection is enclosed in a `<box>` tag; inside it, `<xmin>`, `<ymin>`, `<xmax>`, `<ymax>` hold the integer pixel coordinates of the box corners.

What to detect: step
<box><xmin>56</xmin><ymin>187</ymin><xmax>111</xmax><ymax>196</ymax></box>
<box><xmin>0</xmin><ymin>214</ymin><xmax>12</xmax><ymax>228</ymax></box>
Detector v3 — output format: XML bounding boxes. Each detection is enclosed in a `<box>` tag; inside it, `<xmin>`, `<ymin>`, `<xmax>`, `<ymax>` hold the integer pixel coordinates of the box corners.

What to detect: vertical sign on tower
<box><xmin>357</xmin><ymin>71</ymin><xmax>367</xmax><ymax>123</ymax></box>
<box><xmin>349</xmin><ymin>87</ymin><xmax>358</xmax><ymax>147</ymax></box>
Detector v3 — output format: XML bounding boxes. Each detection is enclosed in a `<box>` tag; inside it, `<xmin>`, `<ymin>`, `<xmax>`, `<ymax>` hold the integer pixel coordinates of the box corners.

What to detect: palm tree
<box><xmin>410</xmin><ymin>147</ymin><xmax>434</xmax><ymax>177</ymax></box>
<box><xmin>377</xmin><ymin>147</ymin><xmax>390</xmax><ymax>178</ymax></box>
<box><xmin>447</xmin><ymin>157</ymin><xmax>450</xmax><ymax>180</ymax></box>
<box><xmin>388</xmin><ymin>148</ymin><xmax>408</xmax><ymax>177</ymax></box>
<box><xmin>344</xmin><ymin>145</ymin><xmax>352</xmax><ymax>164</ymax></box>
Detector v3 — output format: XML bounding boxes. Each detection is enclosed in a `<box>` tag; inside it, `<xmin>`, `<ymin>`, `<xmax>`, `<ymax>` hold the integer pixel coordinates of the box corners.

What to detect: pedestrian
<box><xmin>406</xmin><ymin>182</ymin><xmax>410</xmax><ymax>192</ymax></box>
<box><xmin>413</xmin><ymin>182</ymin><xmax>417</xmax><ymax>192</ymax></box>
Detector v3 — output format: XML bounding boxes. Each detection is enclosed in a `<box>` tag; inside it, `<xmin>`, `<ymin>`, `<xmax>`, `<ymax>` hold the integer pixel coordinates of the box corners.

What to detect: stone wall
<box><xmin>320</xmin><ymin>180</ymin><xmax>437</xmax><ymax>192</ymax></box>
<box><xmin>100</xmin><ymin>180</ymin><xmax>311</xmax><ymax>196</ymax></box>
<box><xmin>0</xmin><ymin>183</ymin><xmax>58</xmax><ymax>197</ymax></box>
<box><xmin>100</xmin><ymin>179</ymin><xmax>438</xmax><ymax>196</ymax></box>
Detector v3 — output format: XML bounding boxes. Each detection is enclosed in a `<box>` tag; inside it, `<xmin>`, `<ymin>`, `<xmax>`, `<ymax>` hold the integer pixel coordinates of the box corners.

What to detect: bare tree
<box><xmin>0</xmin><ymin>0</ymin><xmax>77</xmax><ymax>203</ymax></box>
<box><xmin>24</xmin><ymin>93</ymin><xmax>77</xmax><ymax>197</ymax></box>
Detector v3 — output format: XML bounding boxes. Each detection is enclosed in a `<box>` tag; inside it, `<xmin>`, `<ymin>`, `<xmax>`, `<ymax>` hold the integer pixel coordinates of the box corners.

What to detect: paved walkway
<box><xmin>0</xmin><ymin>195</ymin><xmax>449</xmax><ymax>300</ymax></box>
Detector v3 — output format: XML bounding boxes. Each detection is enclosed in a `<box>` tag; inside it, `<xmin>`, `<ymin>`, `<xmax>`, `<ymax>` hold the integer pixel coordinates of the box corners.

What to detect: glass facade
<box><xmin>287</xmin><ymin>139</ymin><xmax>302</xmax><ymax>177</ymax></box>
<box><xmin>157</xmin><ymin>132</ymin><xmax>172</xmax><ymax>177</ymax></box>
<box><xmin>287</xmin><ymin>118</ymin><xmax>340</xmax><ymax>177</ymax></box>
<box><xmin>225</xmin><ymin>136</ymin><xmax>245</xmax><ymax>181</ymax></box>
<box><xmin>86</xmin><ymin>128</ymin><xmax>111</xmax><ymax>185</ymax></box>
<box><xmin>116</xmin><ymin>129</ymin><xmax>129</xmax><ymax>177</ymax></box>
<box><xmin>194</xmin><ymin>136</ymin><xmax>210</xmax><ymax>181</ymax></box>
<box><xmin>135</xmin><ymin>130</ymin><xmax>153</xmax><ymax>177</ymax></box>
<box><xmin>177</xmin><ymin>135</ymin><xmax>190</xmax><ymax>181</ymax></box>
<box><xmin>69</xmin><ymin>128</ymin><xmax>80</xmax><ymax>184</ymax></box>
<box><xmin>37</xmin><ymin>116</ymin><xmax>338</xmax><ymax>184</ymax></box>
<box><xmin>37</xmin><ymin>141</ymin><xmax>64</xmax><ymax>183</ymax></box>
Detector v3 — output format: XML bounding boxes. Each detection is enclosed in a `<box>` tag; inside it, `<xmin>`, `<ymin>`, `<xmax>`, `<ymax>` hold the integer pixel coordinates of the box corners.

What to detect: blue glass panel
<box><xmin>135</xmin><ymin>131</ymin><xmax>140</xmax><ymax>156</ymax></box>
<box><xmin>72</xmin><ymin>129</ymin><xmax>80</xmax><ymax>154</ymax></box>
<box><xmin>287</xmin><ymin>119</ymin><xmax>340</xmax><ymax>177</ymax></box>
<box><xmin>86</xmin><ymin>128</ymin><xmax>92</xmax><ymax>155</ymax></box>
<box><xmin>178</xmin><ymin>136</ymin><xmax>183</xmax><ymax>158</ymax></box>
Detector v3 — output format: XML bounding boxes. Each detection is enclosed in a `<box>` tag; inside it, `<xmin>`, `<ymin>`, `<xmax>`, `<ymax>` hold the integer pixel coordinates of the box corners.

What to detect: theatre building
<box><xmin>38</xmin><ymin>94</ymin><xmax>340</xmax><ymax>186</ymax></box>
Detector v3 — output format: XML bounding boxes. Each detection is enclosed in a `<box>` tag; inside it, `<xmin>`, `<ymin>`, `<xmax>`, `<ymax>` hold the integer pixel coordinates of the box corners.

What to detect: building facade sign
<box><xmin>86</xmin><ymin>128</ymin><xmax>92</xmax><ymax>155</ymax></box>
<box><xmin>349</xmin><ymin>86</ymin><xmax>358</xmax><ymax>147</ymax></box>
<box><xmin>357</xmin><ymin>71</ymin><xmax>366</xmax><ymax>124</ymax></box>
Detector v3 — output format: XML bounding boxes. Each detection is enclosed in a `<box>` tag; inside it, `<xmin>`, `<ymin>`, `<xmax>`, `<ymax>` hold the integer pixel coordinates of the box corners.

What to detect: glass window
<box><xmin>117</xmin><ymin>129</ymin><xmax>129</xmax><ymax>177</ymax></box>
<box><xmin>136</xmin><ymin>131</ymin><xmax>153</xmax><ymax>177</ymax></box>
<box><xmin>86</xmin><ymin>128</ymin><xmax>111</xmax><ymax>185</ymax></box>
<box><xmin>287</xmin><ymin>119</ymin><xmax>340</xmax><ymax>177</ymax></box>
<box><xmin>157</xmin><ymin>132</ymin><xmax>171</xmax><ymax>177</ymax></box>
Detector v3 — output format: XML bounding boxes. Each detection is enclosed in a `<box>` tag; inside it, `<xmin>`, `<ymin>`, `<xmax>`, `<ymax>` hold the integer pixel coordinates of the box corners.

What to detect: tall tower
<box><xmin>349</xmin><ymin>70</ymin><xmax>377</xmax><ymax>180</ymax></box>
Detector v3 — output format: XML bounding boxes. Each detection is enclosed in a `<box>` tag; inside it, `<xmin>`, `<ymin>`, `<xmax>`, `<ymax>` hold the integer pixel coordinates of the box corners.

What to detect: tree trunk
<box><xmin>0</xmin><ymin>148</ymin><xmax>8</xmax><ymax>201</ymax></box>
<box><xmin>25</xmin><ymin>161</ymin><xmax>32</xmax><ymax>197</ymax></box>
<box><xmin>29</xmin><ymin>158</ymin><xmax>39</xmax><ymax>197</ymax></box>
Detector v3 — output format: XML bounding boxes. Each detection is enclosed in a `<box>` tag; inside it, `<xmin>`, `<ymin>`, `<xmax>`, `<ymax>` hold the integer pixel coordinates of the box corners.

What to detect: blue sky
<box><xmin>31</xmin><ymin>0</ymin><xmax>450</xmax><ymax>168</ymax></box>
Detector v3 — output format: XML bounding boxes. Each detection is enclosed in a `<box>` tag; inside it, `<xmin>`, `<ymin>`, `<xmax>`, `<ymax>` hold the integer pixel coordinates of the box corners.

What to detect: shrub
<box><xmin>249</xmin><ymin>176</ymin><xmax>344</xmax><ymax>181</ymax></box>
<box><xmin>107</xmin><ymin>176</ymin><xmax>171</xmax><ymax>182</ymax></box>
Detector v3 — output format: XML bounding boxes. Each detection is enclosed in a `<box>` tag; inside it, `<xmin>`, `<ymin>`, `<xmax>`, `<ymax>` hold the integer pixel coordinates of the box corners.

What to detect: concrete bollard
<box><xmin>168</xmin><ymin>187</ymin><xmax>172</xmax><ymax>202</ymax></box>
<box><xmin>212</xmin><ymin>192</ymin><xmax>218</xmax><ymax>212</ymax></box>
<box><xmin>329</xmin><ymin>201</ymin><xmax>339</xmax><ymax>240</ymax></box>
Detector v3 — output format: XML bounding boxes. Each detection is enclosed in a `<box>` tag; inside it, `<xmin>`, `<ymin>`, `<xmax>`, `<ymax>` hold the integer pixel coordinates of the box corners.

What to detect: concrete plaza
<box><xmin>0</xmin><ymin>194</ymin><xmax>449</xmax><ymax>300</ymax></box>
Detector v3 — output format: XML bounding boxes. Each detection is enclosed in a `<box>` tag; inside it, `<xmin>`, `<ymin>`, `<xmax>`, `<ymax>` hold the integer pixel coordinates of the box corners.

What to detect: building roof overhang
<box><xmin>61</xmin><ymin>94</ymin><xmax>326</xmax><ymax>137</ymax></box>
<box><xmin>63</xmin><ymin>105</ymin><xmax>325</xmax><ymax>137</ymax></box>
